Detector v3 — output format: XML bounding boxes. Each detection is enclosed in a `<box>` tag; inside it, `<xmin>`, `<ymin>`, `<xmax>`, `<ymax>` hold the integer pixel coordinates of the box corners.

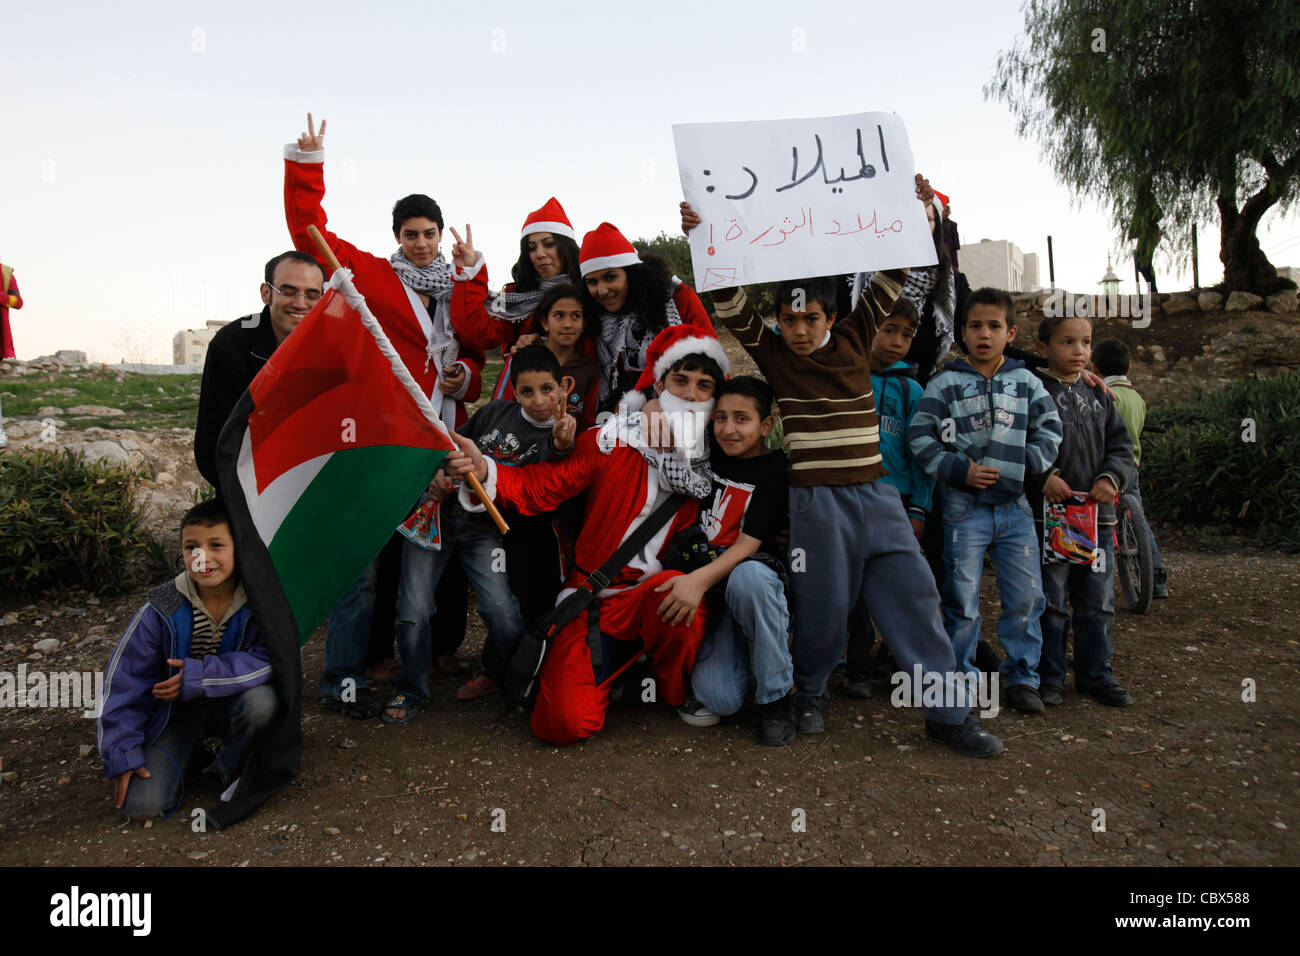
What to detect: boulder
<box><xmin>54</xmin><ymin>350</ymin><xmax>88</xmax><ymax>366</ymax></box>
<box><xmin>1266</xmin><ymin>288</ymin><xmax>1298</xmax><ymax>314</ymax></box>
<box><xmin>74</xmin><ymin>440</ymin><xmax>140</xmax><ymax>469</ymax></box>
<box><xmin>1197</xmin><ymin>291</ymin><xmax>1223</xmax><ymax>311</ymax></box>
<box><xmin>1163</xmin><ymin>292</ymin><xmax>1198</xmax><ymax>314</ymax></box>
<box><xmin>36</xmin><ymin>405</ymin><xmax>64</xmax><ymax>417</ymax></box>
<box><xmin>33</xmin><ymin>638</ymin><xmax>60</xmax><ymax>654</ymax></box>
<box><xmin>66</xmin><ymin>404</ymin><xmax>127</xmax><ymax>416</ymax></box>
<box><xmin>1225</xmin><ymin>291</ymin><xmax>1263</xmax><ymax>311</ymax></box>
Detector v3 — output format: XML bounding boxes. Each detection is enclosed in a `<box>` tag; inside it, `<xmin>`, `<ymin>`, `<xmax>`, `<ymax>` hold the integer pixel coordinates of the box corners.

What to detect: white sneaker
<box><xmin>677</xmin><ymin>697</ymin><xmax>719</xmax><ymax>727</ymax></box>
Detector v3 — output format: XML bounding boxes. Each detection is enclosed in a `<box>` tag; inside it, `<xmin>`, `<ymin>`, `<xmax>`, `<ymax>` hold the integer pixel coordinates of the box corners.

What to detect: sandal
<box><xmin>382</xmin><ymin>693</ymin><xmax>425</xmax><ymax>724</ymax></box>
<box><xmin>456</xmin><ymin>675</ymin><xmax>502</xmax><ymax>701</ymax></box>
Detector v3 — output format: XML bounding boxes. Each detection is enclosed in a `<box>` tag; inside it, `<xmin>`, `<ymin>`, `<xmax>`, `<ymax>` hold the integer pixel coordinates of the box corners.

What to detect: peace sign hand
<box><xmin>448</xmin><ymin>225</ymin><xmax>477</xmax><ymax>270</ymax></box>
<box><xmin>297</xmin><ymin>112</ymin><xmax>327</xmax><ymax>152</ymax></box>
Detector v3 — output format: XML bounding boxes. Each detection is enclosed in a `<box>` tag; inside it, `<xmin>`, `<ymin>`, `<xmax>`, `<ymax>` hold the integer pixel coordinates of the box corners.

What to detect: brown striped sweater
<box><xmin>711</xmin><ymin>270</ymin><xmax>908</xmax><ymax>487</ymax></box>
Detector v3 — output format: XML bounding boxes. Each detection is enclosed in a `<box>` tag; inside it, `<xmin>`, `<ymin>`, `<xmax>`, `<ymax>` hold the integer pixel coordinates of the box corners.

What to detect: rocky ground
<box><xmin>1</xmin><ymin>534</ymin><xmax>1296</xmax><ymax>867</ymax></box>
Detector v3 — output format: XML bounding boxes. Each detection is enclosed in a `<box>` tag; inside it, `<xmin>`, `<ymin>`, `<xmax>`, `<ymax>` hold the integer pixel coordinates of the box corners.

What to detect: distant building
<box><xmin>172</xmin><ymin>319</ymin><xmax>228</xmax><ymax>366</ymax></box>
<box><xmin>961</xmin><ymin>238</ymin><xmax>1039</xmax><ymax>293</ymax></box>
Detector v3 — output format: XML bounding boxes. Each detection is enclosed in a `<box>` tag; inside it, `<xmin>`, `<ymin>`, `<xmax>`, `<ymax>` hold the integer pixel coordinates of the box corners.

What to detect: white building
<box><xmin>172</xmin><ymin>319</ymin><xmax>228</xmax><ymax>366</ymax></box>
<box><xmin>961</xmin><ymin>238</ymin><xmax>1039</xmax><ymax>293</ymax></box>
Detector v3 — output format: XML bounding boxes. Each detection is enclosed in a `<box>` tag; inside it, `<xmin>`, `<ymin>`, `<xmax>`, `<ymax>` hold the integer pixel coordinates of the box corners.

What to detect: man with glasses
<box><xmin>194</xmin><ymin>250</ymin><xmax>325</xmax><ymax>488</ymax></box>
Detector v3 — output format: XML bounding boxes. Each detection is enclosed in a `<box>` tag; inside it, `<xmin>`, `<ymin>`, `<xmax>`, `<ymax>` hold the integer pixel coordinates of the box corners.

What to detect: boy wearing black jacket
<box><xmin>1029</xmin><ymin>314</ymin><xmax>1136</xmax><ymax>707</ymax></box>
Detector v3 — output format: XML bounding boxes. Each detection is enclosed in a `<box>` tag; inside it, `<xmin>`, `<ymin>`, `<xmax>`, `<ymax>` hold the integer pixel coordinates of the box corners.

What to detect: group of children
<box><xmin>98</xmin><ymin>123</ymin><xmax>1163</xmax><ymax>817</ymax></box>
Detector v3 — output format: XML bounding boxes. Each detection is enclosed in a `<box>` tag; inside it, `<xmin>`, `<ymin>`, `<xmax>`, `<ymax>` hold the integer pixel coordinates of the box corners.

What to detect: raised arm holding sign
<box><xmin>673</xmin><ymin>112</ymin><xmax>937</xmax><ymax>290</ymax></box>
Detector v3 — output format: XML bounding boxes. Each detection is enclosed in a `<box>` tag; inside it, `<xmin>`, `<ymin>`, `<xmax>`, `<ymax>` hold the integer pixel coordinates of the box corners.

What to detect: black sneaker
<box><xmin>1039</xmin><ymin>684</ymin><xmax>1064</xmax><ymax>706</ymax></box>
<box><xmin>320</xmin><ymin>685</ymin><xmax>384</xmax><ymax>719</ymax></box>
<box><xmin>1006</xmin><ymin>684</ymin><xmax>1045</xmax><ymax>715</ymax></box>
<box><xmin>841</xmin><ymin>674</ymin><xmax>873</xmax><ymax>699</ymax></box>
<box><xmin>926</xmin><ymin>713</ymin><xmax>1005</xmax><ymax>757</ymax></box>
<box><xmin>794</xmin><ymin>691</ymin><xmax>829</xmax><ymax>735</ymax></box>
<box><xmin>757</xmin><ymin>694</ymin><xmax>796</xmax><ymax>747</ymax></box>
<box><xmin>1079</xmin><ymin>681</ymin><xmax>1134</xmax><ymax>707</ymax></box>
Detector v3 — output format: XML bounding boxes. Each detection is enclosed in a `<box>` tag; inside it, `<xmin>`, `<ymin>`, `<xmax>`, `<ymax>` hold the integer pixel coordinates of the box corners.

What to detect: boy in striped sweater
<box><xmin>708</xmin><ymin>272</ymin><xmax>1004</xmax><ymax>756</ymax></box>
<box><xmin>908</xmin><ymin>288</ymin><xmax>1063</xmax><ymax>715</ymax></box>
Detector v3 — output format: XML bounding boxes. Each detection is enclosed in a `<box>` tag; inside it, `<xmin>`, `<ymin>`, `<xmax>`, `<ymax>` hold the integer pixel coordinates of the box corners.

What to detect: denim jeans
<box><xmin>393</xmin><ymin>506</ymin><xmax>526</xmax><ymax>706</ymax></box>
<box><xmin>1127</xmin><ymin>469</ymin><xmax>1164</xmax><ymax>571</ymax></box>
<box><xmin>1038</xmin><ymin>533</ymin><xmax>1117</xmax><ymax>689</ymax></box>
<box><xmin>320</xmin><ymin>554</ymin><xmax>380</xmax><ymax>701</ymax></box>
<box><xmin>690</xmin><ymin>560</ymin><xmax>793</xmax><ymax>715</ymax></box>
<box><xmin>940</xmin><ymin>489</ymin><xmax>1045</xmax><ymax>689</ymax></box>
<box><xmin>121</xmin><ymin>684</ymin><xmax>278</xmax><ymax>818</ymax></box>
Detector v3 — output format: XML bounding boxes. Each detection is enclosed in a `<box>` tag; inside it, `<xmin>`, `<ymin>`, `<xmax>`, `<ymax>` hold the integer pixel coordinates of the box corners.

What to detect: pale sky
<box><xmin>4</xmin><ymin>0</ymin><xmax>1297</xmax><ymax>364</ymax></box>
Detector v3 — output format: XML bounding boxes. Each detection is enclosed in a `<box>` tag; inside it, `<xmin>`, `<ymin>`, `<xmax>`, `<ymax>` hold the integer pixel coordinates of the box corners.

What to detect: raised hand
<box><xmin>297</xmin><ymin>112</ymin><xmax>327</xmax><ymax>152</ymax></box>
<box><xmin>680</xmin><ymin>201</ymin><xmax>701</xmax><ymax>236</ymax></box>
<box><xmin>914</xmin><ymin>172</ymin><xmax>934</xmax><ymax>205</ymax></box>
<box><xmin>448</xmin><ymin>224</ymin><xmax>476</xmax><ymax>270</ymax></box>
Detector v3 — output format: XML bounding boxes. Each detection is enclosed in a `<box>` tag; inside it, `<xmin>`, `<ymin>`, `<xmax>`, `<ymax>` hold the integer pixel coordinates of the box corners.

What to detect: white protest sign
<box><xmin>673</xmin><ymin>112</ymin><xmax>937</xmax><ymax>291</ymax></box>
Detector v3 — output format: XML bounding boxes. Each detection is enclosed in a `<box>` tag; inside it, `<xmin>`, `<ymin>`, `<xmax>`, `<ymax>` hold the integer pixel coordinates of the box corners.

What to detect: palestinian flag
<box><xmin>210</xmin><ymin>266</ymin><xmax>454</xmax><ymax>827</ymax></box>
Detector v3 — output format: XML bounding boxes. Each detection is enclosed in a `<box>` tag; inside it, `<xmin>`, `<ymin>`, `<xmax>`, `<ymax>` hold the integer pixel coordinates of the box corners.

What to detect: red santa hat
<box><xmin>579</xmin><ymin>223</ymin><xmax>641</xmax><ymax>276</ymax></box>
<box><xmin>619</xmin><ymin>326</ymin><xmax>730</xmax><ymax>411</ymax></box>
<box><xmin>520</xmin><ymin>197</ymin><xmax>575</xmax><ymax>241</ymax></box>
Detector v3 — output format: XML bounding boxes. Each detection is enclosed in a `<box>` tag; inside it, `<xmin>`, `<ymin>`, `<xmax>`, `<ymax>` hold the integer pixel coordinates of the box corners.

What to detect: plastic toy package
<box><xmin>1043</xmin><ymin>494</ymin><xmax>1099</xmax><ymax>565</ymax></box>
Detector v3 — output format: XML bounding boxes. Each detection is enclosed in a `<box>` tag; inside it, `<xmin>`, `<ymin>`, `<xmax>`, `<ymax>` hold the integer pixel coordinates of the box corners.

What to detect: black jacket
<box><xmin>1026</xmin><ymin>373</ymin><xmax>1135</xmax><ymax>526</ymax></box>
<box><xmin>195</xmin><ymin>307</ymin><xmax>277</xmax><ymax>488</ymax></box>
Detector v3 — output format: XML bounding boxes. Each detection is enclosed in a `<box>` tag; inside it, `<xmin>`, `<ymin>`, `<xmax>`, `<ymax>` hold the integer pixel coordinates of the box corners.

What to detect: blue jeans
<box><xmin>320</xmin><ymin>554</ymin><xmax>380</xmax><ymax>700</ymax></box>
<box><xmin>690</xmin><ymin>560</ymin><xmax>793</xmax><ymax>715</ymax></box>
<box><xmin>1038</xmin><ymin>533</ymin><xmax>1117</xmax><ymax>689</ymax></box>
<box><xmin>121</xmin><ymin>685</ymin><xmax>278</xmax><ymax>818</ymax></box>
<box><xmin>1127</xmin><ymin>470</ymin><xmax>1164</xmax><ymax>571</ymax></box>
<box><xmin>940</xmin><ymin>490</ymin><xmax>1045</xmax><ymax>689</ymax></box>
<box><xmin>393</xmin><ymin>506</ymin><xmax>525</xmax><ymax>706</ymax></box>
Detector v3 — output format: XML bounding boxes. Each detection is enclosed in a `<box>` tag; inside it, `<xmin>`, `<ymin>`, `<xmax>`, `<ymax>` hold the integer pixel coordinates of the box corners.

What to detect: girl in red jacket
<box><xmin>577</xmin><ymin>222</ymin><xmax>713</xmax><ymax>413</ymax></box>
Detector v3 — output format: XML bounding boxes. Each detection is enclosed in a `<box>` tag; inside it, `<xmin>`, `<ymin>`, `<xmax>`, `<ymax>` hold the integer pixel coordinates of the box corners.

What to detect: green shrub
<box><xmin>0</xmin><ymin>449</ymin><xmax>167</xmax><ymax>594</ymax></box>
<box><xmin>1143</xmin><ymin>372</ymin><xmax>1300</xmax><ymax>551</ymax></box>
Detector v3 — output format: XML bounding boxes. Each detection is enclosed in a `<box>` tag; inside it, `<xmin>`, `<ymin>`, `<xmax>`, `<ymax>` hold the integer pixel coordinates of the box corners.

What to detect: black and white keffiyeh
<box><xmin>389</xmin><ymin>249</ymin><xmax>459</xmax><ymax>371</ymax></box>
<box><xmin>596</xmin><ymin>410</ymin><xmax>714</xmax><ymax>499</ymax></box>
<box><xmin>595</xmin><ymin>295</ymin><xmax>684</xmax><ymax>406</ymax></box>
<box><xmin>487</xmin><ymin>274</ymin><xmax>572</xmax><ymax>323</ymax></box>
<box><xmin>851</xmin><ymin>266</ymin><xmax>956</xmax><ymax>376</ymax></box>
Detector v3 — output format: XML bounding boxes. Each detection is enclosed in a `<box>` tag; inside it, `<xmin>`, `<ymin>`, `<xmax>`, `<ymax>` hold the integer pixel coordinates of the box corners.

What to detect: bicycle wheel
<box><xmin>1116</xmin><ymin>493</ymin><xmax>1154</xmax><ymax>613</ymax></box>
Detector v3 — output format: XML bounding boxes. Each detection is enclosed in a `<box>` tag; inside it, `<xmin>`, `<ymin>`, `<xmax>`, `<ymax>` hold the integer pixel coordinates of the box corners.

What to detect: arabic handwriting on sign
<box><xmin>702</xmin><ymin>167</ymin><xmax>758</xmax><ymax>201</ymax></box>
<box><xmin>772</xmin><ymin>125</ymin><xmax>889</xmax><ymax>195</ymax></box>
<box><xmin>822</xmin><ymin>210</ymin><xmax>905</xmax><ymax>238</ymax></box>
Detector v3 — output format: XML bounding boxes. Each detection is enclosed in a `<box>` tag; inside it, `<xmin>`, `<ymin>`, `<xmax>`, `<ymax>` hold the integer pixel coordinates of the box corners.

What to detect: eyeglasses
<box><xmin>267</xmin><ymin>282</ymin><xmax>323</xmax><ymax>302</ymax></box>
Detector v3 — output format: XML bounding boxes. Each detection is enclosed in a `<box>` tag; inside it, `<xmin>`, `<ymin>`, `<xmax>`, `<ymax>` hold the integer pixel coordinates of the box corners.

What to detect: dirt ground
<box><xmin>1</xmin><ymin>532</ymin><xmax>1296</xmax><ymax>867</ymax></box>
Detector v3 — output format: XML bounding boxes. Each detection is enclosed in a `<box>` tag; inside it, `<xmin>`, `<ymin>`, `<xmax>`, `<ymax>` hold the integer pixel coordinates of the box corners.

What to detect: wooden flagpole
<box><xmin>306</xmin><ymin>225</ymin><xmax>510</xmax><ymax>534</ymax></box>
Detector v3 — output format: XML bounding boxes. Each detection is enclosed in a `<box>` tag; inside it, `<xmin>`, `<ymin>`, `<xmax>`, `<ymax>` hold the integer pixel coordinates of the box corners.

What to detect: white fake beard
<box><xmin>655</xmin><ymin>391</ymin><xmax>715</xmax><ymax>460</ymax></box>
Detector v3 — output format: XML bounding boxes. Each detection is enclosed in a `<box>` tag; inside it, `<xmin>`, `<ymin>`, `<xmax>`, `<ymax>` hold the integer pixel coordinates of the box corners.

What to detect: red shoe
<box><xmin>456</xmin><ymin>676</ymin><xmax>502</xmax><ymax>701</ymax></box>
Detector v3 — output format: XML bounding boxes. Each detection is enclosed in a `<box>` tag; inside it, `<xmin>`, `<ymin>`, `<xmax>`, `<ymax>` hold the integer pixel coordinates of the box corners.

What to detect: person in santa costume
<box><xmin>447</xmin><ymin>325</ymin><xmax>729</xmax><ymax>745</ymax></box>
<box><xmin>283</xmin><ymin>112</ymin><xmax>484</xmax><ymax>719</ymax></box>
<box><xmin>578</xmin><ymin>222</ymin><xmax>714</xmax><ymax>414</ymax></box>
<box><xmin>0</xmin><ymin>257</ymin><xmax>22</xmax><ymax>447</ymax></box>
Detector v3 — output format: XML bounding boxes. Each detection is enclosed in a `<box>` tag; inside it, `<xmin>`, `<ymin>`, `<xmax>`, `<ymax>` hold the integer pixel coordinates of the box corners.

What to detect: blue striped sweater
<box><xmin>908</xmin><ymin>357</ymin><xmax>1062</xmax><ymax>505</ymax></box>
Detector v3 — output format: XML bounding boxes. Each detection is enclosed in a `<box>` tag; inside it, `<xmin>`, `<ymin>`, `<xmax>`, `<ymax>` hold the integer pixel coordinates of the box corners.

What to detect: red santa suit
<box><xmin>283</xmin><ymin>146</ymin><xmax>483</xmax><ymax>427</ymax></box>
<box><xmin>467</xmin><ymin>428</ymin><xmax>709</xmax><ymax>745</ymax></box>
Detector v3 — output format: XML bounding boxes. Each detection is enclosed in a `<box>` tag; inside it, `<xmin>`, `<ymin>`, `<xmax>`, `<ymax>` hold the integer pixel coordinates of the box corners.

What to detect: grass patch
<box><xmin>1</xmin><ymin>369</ymin><xmax>201</xmax><ymax>431</ymax></box>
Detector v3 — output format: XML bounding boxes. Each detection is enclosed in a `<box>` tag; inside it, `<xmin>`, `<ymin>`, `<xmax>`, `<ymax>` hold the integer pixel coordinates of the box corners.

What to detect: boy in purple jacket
<box><xmin>97</xmin><ymin>500</ymin><xmax>277</xmax><ymax>819</ymax></box>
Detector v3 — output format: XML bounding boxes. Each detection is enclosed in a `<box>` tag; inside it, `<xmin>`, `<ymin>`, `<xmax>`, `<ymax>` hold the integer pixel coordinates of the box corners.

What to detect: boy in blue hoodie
<box><xmin>909</xmin><ymin>288</ymin><xmax>1062</xmax><ymax>715</ymax></box>
<box><xmin>843</xmin><ymin>297</ymin><xmax>933</xmax><ymax>698</ymax></box>
<box><xmin>98</xmin><ymin>500</ymin><xmax>276</xmax><ymax>819</ymax></box>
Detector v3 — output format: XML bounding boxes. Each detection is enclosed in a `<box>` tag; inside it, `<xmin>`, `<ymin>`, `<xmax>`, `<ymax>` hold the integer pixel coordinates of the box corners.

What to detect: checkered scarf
<box><xmin>487</xmin><ymin>274</ymin><xmax>573</xmax><ymax>323</ymax></box>
<box><xmin>850</xmin><ymin>266</ymin><xmax>956</xmax><ymax>376</ymax></box>
<box><xmin>389</xmin><ymin>249</ymin><xmax>458</xmax><ymax>370</ymax></box>
<box><xmin>595</xmin><ymin>295</ymin><xmax>683</xmax><ymax>407</ymax></box>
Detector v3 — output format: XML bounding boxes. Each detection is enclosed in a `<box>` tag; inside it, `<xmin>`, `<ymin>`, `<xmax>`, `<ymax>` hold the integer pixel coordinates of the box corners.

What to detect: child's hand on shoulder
<box><xmin>965</xmin><ymin>460</ymin><xmax>1000</xmax><ymax>490</ymax></box>
<box><xmin>509</xmin><ymin>333</ymin><xmax>540</xmax><ymax>355</ymax></box>
<box><xmin>1043</xmin><ymin>474</ymin><xmax>1073</xmax><ymax>503</ymax></box>
<box><xmin>552</xmin><ymin>412</ymin><xmax>576</xmax><ymax>451</ymax></box>
<box><xmin>1087</xmin><ymin>476</ymin><xmax>1119</xmax><ymax>505</ymax></box>
<box><xmin>151</xmin><ymin>658</ymin><xmax>185</xmax><ymax>701</ymax></box>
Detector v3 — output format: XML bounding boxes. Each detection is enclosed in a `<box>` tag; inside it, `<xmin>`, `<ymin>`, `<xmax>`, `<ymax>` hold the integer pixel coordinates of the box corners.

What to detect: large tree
<box><xmin>988</xmin><ymin>0</ymin><xmax>1300</xmax><ymax>294</ymax></box>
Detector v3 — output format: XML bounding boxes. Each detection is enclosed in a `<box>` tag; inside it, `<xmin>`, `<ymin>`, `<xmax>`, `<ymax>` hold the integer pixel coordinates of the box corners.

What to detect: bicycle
<box><xmin>1113</xmin><ymin>492</ymin><xmax>1154</xmax><ymax>613</ymax></box>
